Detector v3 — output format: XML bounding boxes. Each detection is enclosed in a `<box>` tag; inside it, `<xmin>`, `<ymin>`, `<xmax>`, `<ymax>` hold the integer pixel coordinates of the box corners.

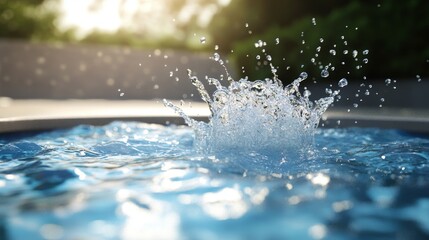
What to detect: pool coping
<box><xmin>1</xmin><ymin>99</ymin><xmax>429</xmax><ymax>133</ymax></box>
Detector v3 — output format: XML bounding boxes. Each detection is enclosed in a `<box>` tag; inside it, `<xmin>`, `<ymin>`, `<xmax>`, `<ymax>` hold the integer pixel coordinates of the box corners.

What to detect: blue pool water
<box><xmin>1</xmin><ymin>121</ymin><xmax>429</xmax><ymax>239</ymax></box>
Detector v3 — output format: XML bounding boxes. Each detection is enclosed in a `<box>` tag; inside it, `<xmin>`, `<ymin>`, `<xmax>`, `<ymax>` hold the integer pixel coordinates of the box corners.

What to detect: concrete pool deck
<box><xmin>1</xmin><ymin>99</ymin><xmax>428</xmax><ymax>134</ymax></box>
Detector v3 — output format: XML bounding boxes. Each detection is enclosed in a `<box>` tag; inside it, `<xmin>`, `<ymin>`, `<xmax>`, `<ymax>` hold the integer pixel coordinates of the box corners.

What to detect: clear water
<box><xmin>164</xmin><ymin>63</ymin><xmax>336</xmax><ymax>160</ymax></box>
<box><xmin>1</xmin><ymin>121</ymin><xmax>429</xmax><ymax>240</ymax></box>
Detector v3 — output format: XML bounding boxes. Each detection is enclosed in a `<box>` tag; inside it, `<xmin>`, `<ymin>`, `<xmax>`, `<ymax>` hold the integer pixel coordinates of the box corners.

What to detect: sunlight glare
<box><xmin>57</xmin><ymin>0</ymin><xmax>231</xmax><ymax>40</ymax></box>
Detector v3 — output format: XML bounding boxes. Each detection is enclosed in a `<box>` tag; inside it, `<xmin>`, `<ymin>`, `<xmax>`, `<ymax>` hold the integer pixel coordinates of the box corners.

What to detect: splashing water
<box><xmin>164</xmin><ymin>57</ymin><xmax>336</xmax><ymax>159</ymax></box>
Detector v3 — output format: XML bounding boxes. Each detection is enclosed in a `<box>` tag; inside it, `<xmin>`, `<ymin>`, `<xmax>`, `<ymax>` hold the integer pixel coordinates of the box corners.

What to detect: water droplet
<box><xmin>338</xmin><ymin>78</ymin><xmax>348</xmax><ymax>88</ymax></box>
<box><xmin>343</xmin><ymin>50</ymin><xmax>348</xmax><ymax>55</ymax></box>
<box><xmin>169</xmin><ymin>71</ymin><xmax>173</xmax><ymax>77</ymax></box>
<box><xmin>325</xmin><ymin>88</ymin><xmax>333</xmax><ymax>95</ymax></box>
<box><xmin>316</xmin><ymin>46</ymin><xmax>321</xmax><ymax>52</ymax></box>
<box><xmin>120</xmin><ymin>92</ymin><xmax>125</xmax><ymax>97</ymax></box>
<box><xmin>329</xmin><ymin>50</ymin><xmax>336</xmax><ymax>55</ymax></box>
<box><xmin>364</xmin><ymin>90</ymin><xmax>370</xmax><ymax>96</ymax></box>
<box><xmin>245</xmin><ymin>23</ymin><xmax>249</xmax><ymax>28</ymax></box>
<box><xmin>266</xmin><ymin>55</ymin><xmax>272</xmax><ymax>61</ymax></box>
<box><xmin>275</xmin><ymin>38</ymin><xmax>280</xmax><ymax>45</ymax></box>
<box><xmin>363</xmin><ymin>50</ymin><xmax>369</xmax><ymax>55</ymax></box>
<box><xmin>416</xmin><ymin>75</ymin><xmax>422</xmax><ymax>82</ymax></box>
<box><xmin>380</xmin><ymin>98</ymin><xmax>385</xmax><ymax>102</ymax></box>
<box><xmin>256</xmin><ymin>55</ymin><xmax>261</xmax><ymax>60</ymax></box>
<box><xmin>321</xmin><ymin>69</ymin><xmax>329</xmax><ymax>78</ymax></box>
<box><xmin>353</xmin><ymin>103</ymin><xmax>359</xmax><ymax>108</ymax></box>
<box><xmin>311</xmin><ymin>58</ymin><xmax>315</xmax><ymax>63</ymax></box>
<box><xmin>319</xmin><ymin>38</ymin><xmax>324</xmax><ymax>43</ymax></box>
<box><xmin>303</xmin><ymin>89</ymin><xmax>311</xmax><ymax>98</ymax></box>
<box><xmin>363</xmin><ymin>58</ymin><xmax>369</xmax><ymax>64</ymax></box>
<box><xmin>312</xmin><ymin>18</ymin><xmax>316</xmax><ymax>25</ymax></box>
<box><xmin>299</xmin><ymin>72</ymin><xmax>308</xmax><ymax>80</ymax></box>
<box><xmin>352</xmin><ymin>50</ymin><xmax>358</xmax><ymax>58</ymax></box>
<box><xmin>385</xmin><ymin>79</ymin><xmax>391</xmax><ymax>85</ymax></box>
<box><xmin>153</xmin><ymin>84</ymin><xmax>159</xmax><ymax>90</ymax></box>
<box><xmin>213</xmin><ymin>53</ymin><xmax>220</xmax><ymax>61</ymax></box>
<box><xmin>302</xmin><ymin>40</ymin><xmax>306</xmax><ymax>45</ymax></box>
<box><xmin>214</xmin><ymin>45</ymin><xmax>219</xmax><ymax>50</ymax></box>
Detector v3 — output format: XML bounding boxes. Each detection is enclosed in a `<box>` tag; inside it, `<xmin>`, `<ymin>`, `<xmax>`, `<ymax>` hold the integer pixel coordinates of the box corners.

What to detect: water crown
<box><xmin>164</xmin><ymin>54</ymin><xmax>337</xmax><ymax>160</ymax></box>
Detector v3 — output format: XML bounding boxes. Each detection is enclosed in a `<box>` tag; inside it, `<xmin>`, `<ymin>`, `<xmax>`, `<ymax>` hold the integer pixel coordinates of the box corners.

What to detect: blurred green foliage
<box><xmin>209</xmin><ymin>0</ymin><xmax>429</xmax><ymax>82</ymax></box>
<box><xmin>0</xmin><ymin>0</ymin><xmax>74</xmax><ymax>42</ymax></box>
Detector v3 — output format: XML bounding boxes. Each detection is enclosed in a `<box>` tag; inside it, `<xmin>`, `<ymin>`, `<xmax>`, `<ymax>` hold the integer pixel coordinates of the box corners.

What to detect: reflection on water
<box><xmin>1</xmin><ymin>122</ymin><xmax>429</xmax><ymax>239</ymax></box>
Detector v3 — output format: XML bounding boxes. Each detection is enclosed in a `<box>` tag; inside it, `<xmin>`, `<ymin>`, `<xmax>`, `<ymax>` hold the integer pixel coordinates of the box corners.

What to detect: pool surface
<box><xmin>1</xmin><ymin>121</ymin><xmax>429</xmax><ymax>239</ymax></box>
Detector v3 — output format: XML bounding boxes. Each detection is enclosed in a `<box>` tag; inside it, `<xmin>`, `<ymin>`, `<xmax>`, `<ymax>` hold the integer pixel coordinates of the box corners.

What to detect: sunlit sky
<box><xmin>57</xmin><ymin>0</ymin><xmax>231</xmax><ymax>39</ymax></box>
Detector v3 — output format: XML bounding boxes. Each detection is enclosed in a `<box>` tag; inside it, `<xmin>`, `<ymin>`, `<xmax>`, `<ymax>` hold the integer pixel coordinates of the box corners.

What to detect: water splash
<box><xmin>164</xmin><ymin>57</ymin><xmax>336</xmax><ymax>159</ymax></box>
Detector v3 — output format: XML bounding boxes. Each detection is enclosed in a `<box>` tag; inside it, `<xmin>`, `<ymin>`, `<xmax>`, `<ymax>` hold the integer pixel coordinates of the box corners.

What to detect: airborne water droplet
<box><xmin>200</xmin><ymin>37</ymin><xmax>206</xmax><ymax>44</ymax></box>
<box><xmin>338</xmin><ymin>78</ymin><xmax>348</xmax><ymax>88</ymax></box>
<box><xmin>303</xmin><ymin>89</ymin><xmax>311</xmax><ymax>98</ymax></box>
<box><xmin>363</xmin><ymin>50</ymin><xmax>369</xmax><ymax>55</ymax></box>
<box><xmin>275</xmin><ymin>38</ymin><xmax>280</xmax><ymax>45</ymax></box>
<box><xmin>321</xmin><ymin>69</ymin><xmax>329</xmax><ymax>78</ymax></box>
<box><xmin>329</xmin><ymin>50</ymin><xmax>336</xmax><ymax>56</ymax></box>
<box><xmin>299</xmin><ymin>72</ymin><xmax>308</xmax><ymax>80</ymax></box>
<box><xmin>213</xmin><ymin>53</ymin><xmax>220</xmax><ymax>61</ymax></box>
<box><xmin>385</xmin><ymin>78</ymin><xmax>391</xmax><ymax>85</ymax></box>
<box><xmin>266</xmin><ymin>55</ymin><xmax>272</xmax><ymax>61</ymax></box>
<box><xmin>416</xmin><ymin>75</ymin><xmax>422</xmax><ymax>82</ymax></box>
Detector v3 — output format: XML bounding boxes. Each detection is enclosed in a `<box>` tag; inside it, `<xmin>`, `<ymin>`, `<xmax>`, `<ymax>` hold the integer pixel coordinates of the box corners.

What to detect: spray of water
<box><xmin>163</xmin><ymin>54</ymin><xmax>337</xmax><ymax>159</ymax></box>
